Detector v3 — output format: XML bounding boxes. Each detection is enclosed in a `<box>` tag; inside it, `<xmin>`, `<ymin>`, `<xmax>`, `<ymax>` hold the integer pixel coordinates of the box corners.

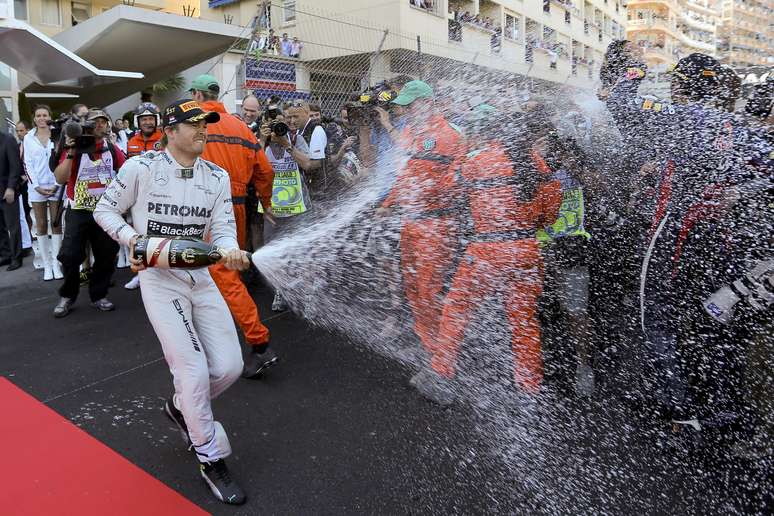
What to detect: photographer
<box><xmin>284</xmin><ymin>100</ymin><xmax>327</xmax><ymax>201</ymax></box>
<box><xmin>257</xmin><ymin>107</ymin><xmax>314</xmax><ymax>311</ymax></box>
<box><xmin>52</xmin><ymin>108</ymin><xmax>125</xmax><ymax>318</ymax></box>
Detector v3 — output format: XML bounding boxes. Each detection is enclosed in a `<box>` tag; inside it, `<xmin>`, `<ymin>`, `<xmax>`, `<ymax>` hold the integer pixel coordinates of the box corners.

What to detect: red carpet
<box><xmin>0</xmin><ymin>378</ymin><xmax>208</xmax><ymax>516</ymax></box>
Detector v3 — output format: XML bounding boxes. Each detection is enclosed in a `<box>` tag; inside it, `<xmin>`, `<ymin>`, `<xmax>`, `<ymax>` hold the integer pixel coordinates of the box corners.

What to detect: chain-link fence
<box><xmin>229</xmin><ymin>1</ymin><xmax>584</xmax><ymax>117</ymax></box>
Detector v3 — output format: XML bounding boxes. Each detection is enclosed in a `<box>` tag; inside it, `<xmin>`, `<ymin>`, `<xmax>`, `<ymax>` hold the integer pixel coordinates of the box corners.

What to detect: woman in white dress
<box><xmin>23</xmin><ymin>105</ymin><xmax>63</xmax><ymax>281</ymax></box>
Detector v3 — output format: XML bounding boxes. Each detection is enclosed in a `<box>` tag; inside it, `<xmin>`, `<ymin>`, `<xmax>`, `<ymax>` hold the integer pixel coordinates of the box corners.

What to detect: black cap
<box><xmin>671</xmin><ymin>53</ymin><xmax>720</xmax><ymax>85</ymax></box>
<box><xmin>162</xmin><ymin>99</ymin><xmax>220</xmax><ymax>127</ymax></box>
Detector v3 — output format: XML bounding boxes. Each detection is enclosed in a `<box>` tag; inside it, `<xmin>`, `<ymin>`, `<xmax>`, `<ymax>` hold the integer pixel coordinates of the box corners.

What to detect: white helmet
<box><xmin>133</xmin><ymin>102</ymin><xmax>160</xmax><ymax>129</ymax></box>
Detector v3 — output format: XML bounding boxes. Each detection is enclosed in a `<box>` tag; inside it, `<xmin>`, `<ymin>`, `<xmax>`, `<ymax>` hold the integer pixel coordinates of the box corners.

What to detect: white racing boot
<box><xmin>39</xmin><ymin>236</ymin><xmax>53</xmax><ymax>281</ymax></box>
<box><xmin>50</xmin><ymin>233</ymin><xmax>64</xmax><ymax>279</ymax></box>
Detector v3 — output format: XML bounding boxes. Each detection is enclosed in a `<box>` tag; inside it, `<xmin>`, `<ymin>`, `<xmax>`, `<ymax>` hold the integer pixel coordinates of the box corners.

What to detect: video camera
<box><xmin>50</xmin><ymin>114</ymin><xmax>97</xmax><ymax>153</ymax></box>
<box><xmin>347</xmin><ymin>82</ymin><xmax>398</xmax><ymax>126</ymax></box>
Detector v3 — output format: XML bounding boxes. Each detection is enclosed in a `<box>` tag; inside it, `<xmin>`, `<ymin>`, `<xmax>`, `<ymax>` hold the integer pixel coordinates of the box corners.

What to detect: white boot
<box><xmin>32</xmin><ymin>239</ymin><xmax>43</xmax><ymax>269</ymax></box>
<box><xmin>50</xmin><ymin>233</ymin><xmax>64</xmax><ymax>280</ymax></box>
<box><xmin>39</xmin><ymin>236</ymin><xmax>54</xmax><ymax>281</ymax></box>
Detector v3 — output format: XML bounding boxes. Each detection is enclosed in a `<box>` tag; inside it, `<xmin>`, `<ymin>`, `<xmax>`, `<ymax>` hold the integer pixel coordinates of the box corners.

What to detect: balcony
<box><xmin>626</xmin><ymin>0</ymin><xmax>678</xmax><ymax>10</ymax></box>
<box><xmin>681</xmin><ymin>35</ymin><xmax>715</xmax><ymax>52</ymax></box>
<box><xmin>627</xmin><ymin>18</ymin><xmax>678</xmax><ymax>36</ymax></box>
<box><xmin>681</xmin><ymin>13</ymin><xmax>715</xmax><ymax>33</ymax></box>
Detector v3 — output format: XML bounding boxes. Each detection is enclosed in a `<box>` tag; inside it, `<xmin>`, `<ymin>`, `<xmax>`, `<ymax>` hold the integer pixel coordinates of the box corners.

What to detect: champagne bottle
<box><xmin>133</xmin><ymin>236</ymin><xmax>224</xmax><ymax>269</ymax></box>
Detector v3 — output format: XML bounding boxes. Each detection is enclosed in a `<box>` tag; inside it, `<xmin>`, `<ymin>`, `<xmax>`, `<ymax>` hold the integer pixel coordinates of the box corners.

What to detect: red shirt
<box><xmin>60</xmin><ymin>140</ymin><xmax>126</xmax><ymax>204</ymax></box>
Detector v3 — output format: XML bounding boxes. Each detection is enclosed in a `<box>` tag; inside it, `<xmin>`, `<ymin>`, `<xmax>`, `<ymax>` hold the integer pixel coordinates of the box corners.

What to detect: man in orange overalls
<box><xmin>189</xmin><ymin>75</ymin><xmax>276</xmax><ymax>379</ymax></box>
<box><xmin>379</xmin><ymin>81</ymin><xmax>466</xmax><ymax>401</ymax></box>
<box><xmin>126</xmin><ymin>103</ymin><xmax>163</xmax><ymax>158</ymax></box>
<box><xmin>424</xmin><ymin>106</ymin><xmax>562</xmax><ymax>402</ymax></box>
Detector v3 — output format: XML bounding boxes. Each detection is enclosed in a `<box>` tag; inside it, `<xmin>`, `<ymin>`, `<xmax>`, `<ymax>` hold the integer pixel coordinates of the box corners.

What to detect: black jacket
<box><xmin>0</xmin><ymin>132</ymin><xmax>22</xmax><ymax>193</ymax></box>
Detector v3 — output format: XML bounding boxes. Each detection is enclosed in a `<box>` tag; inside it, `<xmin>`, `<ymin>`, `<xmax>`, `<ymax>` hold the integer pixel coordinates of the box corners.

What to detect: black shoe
<box><xmin>91</xmin><ymin>298</ymin><xmax>115</xmax><ymax>311</ymax></box>
<box><xmin>200</xmin><ymin>459</ymin><xmax>246</xmax><ymax>505</ymax></box>
<box><xmin>242</xmin><ymin>347</ymin><xmax>279</xmax><ymax>379</ymax></box>
<box><xmin>164</xmin><ymin>396</ymin><xmax>191</xmax><ymax>447</ymax></box>
<box><xmin>6</xmin><ymin>260</ymin><xmax>22</xmax><ymax>271</ymax></box>
<box><xmin>53</xmin><ymin>297</ymin><xmax>73</xmax><ymax>318</ymax></box>
<box><xmin>0</xmin><ymin>258</ymin><xmax>10</xmax><ymax>267</ymax></box>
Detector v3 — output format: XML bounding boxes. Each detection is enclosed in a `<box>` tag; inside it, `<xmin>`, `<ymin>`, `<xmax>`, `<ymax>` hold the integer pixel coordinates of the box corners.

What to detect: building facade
<box><xmin>717</xmin><ymin>0</ymin><xmax>773</xmax><ymax>68</ymax></box>
<box><xmin>626</xmin><ymin>0</ymin><xmax>721</xmax><ymax>70</ymax></box>
<box><xmin>200</xmin><ymin>0</ymin><xmax>629</xmax><ymax>111</ymax></box>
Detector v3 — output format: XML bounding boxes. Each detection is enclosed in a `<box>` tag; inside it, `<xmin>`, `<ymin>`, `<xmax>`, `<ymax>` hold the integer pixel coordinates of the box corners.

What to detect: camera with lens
<box><xmin>347</xmin><ymin>82</ymin><xmax>397</xmax><ymax>126</ymax></box>
<box><xmin>50</xmin><ymin>115</ymin><xmax>97</xmax><ymax>153</ymax></box>
<box><xmin>262</xmin><ymin>103</ymin><xmax>289</xmax><ymax>138</ymax></box>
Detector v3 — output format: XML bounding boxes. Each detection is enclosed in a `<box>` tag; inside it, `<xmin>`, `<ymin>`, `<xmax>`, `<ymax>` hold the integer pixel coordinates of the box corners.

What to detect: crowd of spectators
<box><xmin>252</xmin><ymin>29</ymin><xmax>303</xmax><ymax>58</ymax></box>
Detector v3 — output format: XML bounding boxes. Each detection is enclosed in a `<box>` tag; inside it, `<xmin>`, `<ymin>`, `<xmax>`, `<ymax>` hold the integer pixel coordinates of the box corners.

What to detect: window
<box><xmin>14</xmin><ymin>0</ymin><xmax>28</xmax><ymax>20</ymax></box>
<box><xmin>41</xmin><ymin>0</ymin><xmax>61</xmax><ymax>26</ymax></box>
<box><xmin>0</xmin><ymin>64</ymin><xmax>12</xmax><ymax>91</ymax></box>
<box><xmin>71</xmin><ymin>2</ymin><xmax>90</xmax><ymax>25</ymax></box>
<box><xmin>505</xmin><ymin>14</ymin><xmax>520</xmax><ymax>41</ymax></box>
<box><xmin>283</xmin><ymin>0</ymin><xmax>296</xmax><ymax>24</ymax></box>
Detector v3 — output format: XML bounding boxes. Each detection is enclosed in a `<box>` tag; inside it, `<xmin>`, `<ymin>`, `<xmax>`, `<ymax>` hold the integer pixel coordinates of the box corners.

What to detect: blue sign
<box><xmin>208</xmin><ymin>0</ymin><xmax>239</xmax><ymax>7</ymax></box>
<box><xmin>245</xmin><ymin>58</ymin><xmax>296</xmax><ymax>84</ymax></box>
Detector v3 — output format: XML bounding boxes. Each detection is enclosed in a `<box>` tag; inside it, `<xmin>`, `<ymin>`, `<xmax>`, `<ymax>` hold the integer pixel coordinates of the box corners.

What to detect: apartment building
<box><xmin>717</xmin><ymin>0</ymin><xmax>773</xmax><ymax>67</ymax></box>
<box><xmin>200</xmin><ymin>0</ymin><xmax>628</xmax><ymax>111</ymax></box>
<box><xmin>626</xmin><ymin>0</ymin><xmax>720</xmax><ymax>70</ymax></box>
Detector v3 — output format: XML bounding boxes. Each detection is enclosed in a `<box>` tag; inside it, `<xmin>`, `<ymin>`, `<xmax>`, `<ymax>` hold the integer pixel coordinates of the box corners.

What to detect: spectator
<box><xmin>308</xmin><ymin>103</ymin><xmax>322</xmax><ymax>122</ymax></box>
<box><xmin>23</xmin><ymin>105</ymin><xmax>62</xmax><ymax>281</ymax></box>
<box><xmin>15</xmin><ymin>120</ymin><xmax>33</xmax><ymax>252</ymax></box>
<box><xmin>113</xmin><ymin>119</ymin><xmax>128</xmax><ymax>154</ymax></box>
<box><xmin>189</xmin><ymin>74</ymin><xmax>278</xmax><ymax>379</ymax></box>
<box><xmin>15</xmin><ymin>121</ymin><xmax>29</xmax><ymax>142</ymax></box>
<box><xmin>0</xmin><ymin>129</ymin><xmax>24</xmax><ymax>271</ymax></box>
<box><xmin>52</xmin><ymin>108</ymin><xmax>124</xmax><ymax>318</ymax></box>
<box><xmin>280</xmin><ymin>33</ymin><xmax>293</xmax><ymax>56</ymax></box>
<box><xmin>241</xmin><ymin>94</ymin><xmax>261</xmax><ymax>129</ymax></box>
<box><xmin>285</xmin><ymin>100</ymin><xmax>328</xmax><ymax>201</ymax></box>
<box><xmin>290</xmin><ymin>37</ymin><xmax>303</xmax><ymax>58</ymax></box>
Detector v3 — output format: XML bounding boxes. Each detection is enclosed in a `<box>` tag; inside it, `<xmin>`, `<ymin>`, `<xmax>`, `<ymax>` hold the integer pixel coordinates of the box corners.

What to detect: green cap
<box><xmin>189</xmin><ymin>74</ymin><xmax>220</xmax><ymax>94</ymax></box>
<box><xmin>391</xmin><ymin>80</ymin><xmax>433</xmax><ymax>106</ymax></box>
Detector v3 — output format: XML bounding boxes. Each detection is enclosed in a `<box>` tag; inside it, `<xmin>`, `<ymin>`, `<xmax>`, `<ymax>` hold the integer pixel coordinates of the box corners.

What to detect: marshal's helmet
<box><xmin>134</xmin><ymin>102</ymin><xmax>161</xmax><ymax>129</ymax></box>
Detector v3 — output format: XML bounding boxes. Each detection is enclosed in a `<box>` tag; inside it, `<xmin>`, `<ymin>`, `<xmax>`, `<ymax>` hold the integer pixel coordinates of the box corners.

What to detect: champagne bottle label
<box><xmin>134</xmin><ymin>237</ymin><xmax>222</xmax><ymax>269</ymax></box>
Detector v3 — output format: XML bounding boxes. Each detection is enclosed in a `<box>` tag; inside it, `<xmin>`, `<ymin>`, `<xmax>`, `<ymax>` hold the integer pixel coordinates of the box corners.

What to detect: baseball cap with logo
<box><xmin>162</xmin><ymin>99</ymin><xmax>220</xmax><ymax>127</ymax></box>
<box><xmin>391</xmin><ymin>80</ymin><xmax>434</xmax><ymax>106</ymax></box>
<box><xmin>189</xmin><ymin>74</ymin><xmax>221</xmax><ymax>95</ymax></box>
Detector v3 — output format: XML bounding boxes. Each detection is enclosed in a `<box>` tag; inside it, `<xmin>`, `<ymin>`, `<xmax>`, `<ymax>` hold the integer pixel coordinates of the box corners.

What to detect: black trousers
<box><xmin>58</xmin><ymin>208</ymin><xmax>118</xmax><ymax>302</ymax></box>
<box><xmin>0</xmin><ymin>194</ymin><xmax>22</xmax><ymax>263</ymax></box>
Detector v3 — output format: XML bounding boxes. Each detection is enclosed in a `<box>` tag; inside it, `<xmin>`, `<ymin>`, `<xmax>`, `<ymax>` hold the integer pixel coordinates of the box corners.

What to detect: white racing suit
<box><xmin>94</xmin><ymin>150</ymin><xmax>242</xmax><ymax>463</ymax></box>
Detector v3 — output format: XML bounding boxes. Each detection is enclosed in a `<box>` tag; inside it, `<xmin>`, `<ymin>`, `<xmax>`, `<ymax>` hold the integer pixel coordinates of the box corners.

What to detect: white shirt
<box><xmin>94</xmin><ymin>150</ymin><xmax>237</xmax><ymax>250</ymax></box>
<box><xmin>22</xmin><ymin>129</ymin><xmax>55</xmax><ymax>189</ymax></box>
<box><xmin>298</xmin><ymin>120</ymin><xmax>327</xmax><ymax>160</ymax></box>
<box><xmin>116</xmin><ymin>129</ymin><xmax>130</xmax><ymax>154</ymax></box>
